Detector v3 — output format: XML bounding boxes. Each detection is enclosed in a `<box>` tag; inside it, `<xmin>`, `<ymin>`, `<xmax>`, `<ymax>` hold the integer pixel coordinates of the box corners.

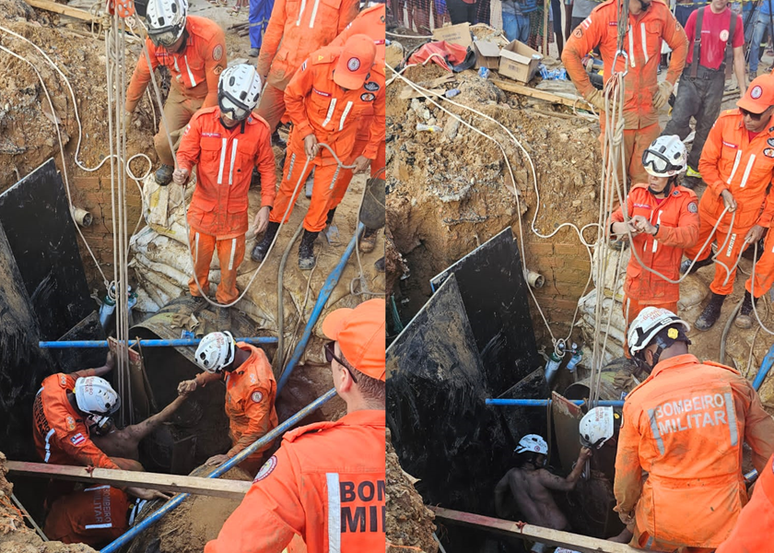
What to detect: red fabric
<box><xmin>204</xmin><ymin>410</ymin><xmax>385</xmax><ymax>553</ymax></box>
<box><xmin>408</xmin><ymin>41</ymin><xmax>468</xmax><ymax>71</ymax></box>
<box><xmin>44</xmin><ymin>486</ymin><xmax>131</xmax><ymax>547</ymax></box>
<box><xmin>615</xmin><ymin>354</ymin><xmax>774</xmax><ymax>549</ymax></box>
<box><xmin>562</xmin><ymin>0</ymin><xmax>688</xmax><ymax>130</ymax></box>
<box><xmin>716</xmin><ymin>454</ymin><xmax>774</xmax><ymax>553</ymax></box>
<box><xmin>684</xmin><ymin>8</ymin><xmax>744</xmax><ymax>69</ymax></box>
<box><xmin>177</xmin><ymin>107</ymin><xmax>276</xmax><ymax>238</ymax></box>
<box><xmin>748</xmin><ymin>130</ymin><xmax>760</xmax><ymax>142</ymax></box>
<box><xmin>33</xmin><ymin>373</ymin><xmax>120</xmax><ymax>470</ymax></box>
<box><xmin>610</xmin><ymin>183</ymin><xmax>700</xmax><ymax>303</ymax></box>
<box><xmin>125</xmin><ymin>16</ymin><xmax>226</xmax><ymax>113</ymax></box>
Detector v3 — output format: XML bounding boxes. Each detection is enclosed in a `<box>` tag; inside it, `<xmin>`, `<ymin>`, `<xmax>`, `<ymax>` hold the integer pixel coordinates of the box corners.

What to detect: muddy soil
<box><xmin>386</xmin><ymin>63</ymin><xmax>602</xmax><ymax>340</ymax></box>
<box><xmin>386</xmin><ymin>429</ymin><xmax>437</xmax><ymax>553</ymax></box>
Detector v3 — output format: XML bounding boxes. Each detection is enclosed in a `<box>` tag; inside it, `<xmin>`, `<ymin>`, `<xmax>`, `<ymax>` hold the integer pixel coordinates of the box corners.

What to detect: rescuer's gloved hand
<box><xmin>584</xmin><ymin>89</ymin><xmax>606</xmax><ymax>112</ymax></box>
<box><xmin>653</xmin><ymin>80</ymin><xmax>673</xmax><ymax>110</ymax></box>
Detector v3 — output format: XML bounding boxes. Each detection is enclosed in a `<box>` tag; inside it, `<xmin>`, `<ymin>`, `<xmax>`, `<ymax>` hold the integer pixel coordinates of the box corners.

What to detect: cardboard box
<box><xmin>472</xmin><ymin>40</ymin><xmax>501</xmax><ymax>70</ymax></box>
<box><xmin>432</xmin><ymin>22</ymin><xmax>472</xmax><ymax>48</ymax></box>
<box><xmin>499</xmin><ymin>40</ymin><xmax>543</xmax><ymax>83</ymax></box>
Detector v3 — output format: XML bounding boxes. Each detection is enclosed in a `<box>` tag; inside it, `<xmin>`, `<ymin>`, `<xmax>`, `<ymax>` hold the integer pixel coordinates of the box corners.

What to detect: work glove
<box><xmin>584</xmin><ymin>88</ymin><xmax>606</xmax><ymax>112</ymax></box>
<box><xmin>653</xmin><ymin>80</ymin><xmax>673</xmax><ymax>110</ymax></box>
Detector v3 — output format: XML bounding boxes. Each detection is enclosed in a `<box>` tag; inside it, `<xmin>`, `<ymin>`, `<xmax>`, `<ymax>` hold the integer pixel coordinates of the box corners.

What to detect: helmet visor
<box><xmin>219</xmin><ymin>94</ymin><xmax>251</xmax><ymax>122</ymax></box>
<box><xmin>149</xmin><ymin>28</ymin><xmax>180</xmax><ymax>48</ymax></box>
<box><xmin>642</xmin><ymin>149</ymin><xmax>680</xmax><ymax>176</ymax></box>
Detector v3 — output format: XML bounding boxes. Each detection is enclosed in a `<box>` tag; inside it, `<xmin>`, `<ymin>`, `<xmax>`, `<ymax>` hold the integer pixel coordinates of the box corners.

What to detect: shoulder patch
<box><xmin>300</xmin><ymin>60</ymin><xmax>307</xmax><ymax>72</ymax></box>
<box><xmin>70</xmin><ymin>433</ymin><xmax>85</xmax><ymax>446</ymax></box>
<box><xmin>364</xmin><ymin>81</ymin><xmax>380</xmax><ymax>92</ymax></box>
<box><xmin>361</xmin><ymin>92</ymin><xmax>375</xmax><ymax>102</ymax></box>
<box><xmin>251</xmin><ymin>391</ymin><xmax>263</xmax><ymax>403</ymax></box>
<box><xmin>253</xmin><ymin>455</ymin><xmax>277</xmax><ymax>482</ymax></box>
<box><xmin>212</xmin><ymin>44</ymin><xmax>223</xmax><ymax>61</ymax></box>
<box><xmin>66</xmin><ymin>415</ymin><xmax>76</xmax><ymax>431</ymax></box>
<box><xmin>767</xmin><ymin>138</ymin><xmax>774</xmax><ymax>147</ymax></box>
<box><xmin>765</xmin><ymin>148</ymin><xmax>774</xmax><ymax>158</ymax></box>
<box><xmin>59</xmin><ymin>374</ymin><xmax>68</xmax><ymax>386</ymax></box>
<box><xmin>573</xmin><ymin>27</ymin><xmax>583</xmax><ymax>38</ymax></box>
<box><xmin>687</xmin><ymin>201</ymin><xmax>698</xmax><ymax>213</ymax></box>
<box><xmin>213</xmin><ymin>64</ymin><xmax>224</xmax><ymax>75</ymax></box>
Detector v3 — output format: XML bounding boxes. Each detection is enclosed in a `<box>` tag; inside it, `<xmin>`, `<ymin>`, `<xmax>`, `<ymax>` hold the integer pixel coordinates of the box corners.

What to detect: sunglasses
<box><xmin>740</xmin><ymin>107</ymin><xmax>771</xmax><ymax>121</ymax></box>
<box><xmin>324</xmin><ymin>341</ymin><xmax>358</xmax><ymax>383</ymax></box>
<box><xmin>149</xmin><ymin>30</ymin><xmax>180</xmax><ymax>48</ymax></box>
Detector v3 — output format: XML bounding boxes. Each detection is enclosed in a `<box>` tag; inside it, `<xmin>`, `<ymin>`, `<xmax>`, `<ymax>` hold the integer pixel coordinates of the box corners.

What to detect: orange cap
<box><xmin>322</xmin><ymin>298</ymin><xmax>385</xmax><ymax>381</ymax></box>
<box><xmin>737</xmin><ymin>74</ymin><xmax>774</xmax><ymax>114</ymax></box>
<box><xmin>333</xmin><ymin>34</ymin><xmax>376</xmax><ymax>90</ymax></box>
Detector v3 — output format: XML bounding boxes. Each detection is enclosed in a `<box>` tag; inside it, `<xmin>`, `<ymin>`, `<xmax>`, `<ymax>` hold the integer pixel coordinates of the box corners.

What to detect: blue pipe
<box><xmin>100</xmin><ymin>387</ymin><xmax>337</xmax><ymax>553</ymax></box>
<box><xmin>753</xmin><ymin>342</ymin><xmax>774</xmax><ymax>391</ymax></box>
<box><xmin>486</xmin><ymin>399</ymin><xmax>625</xmax><ymax>407</ymax></box>
<box><xmin>277</xmin><ymin>224</ymin><xmax>363</xmax><ymax>394</ymax></box>
<box><xmin>39</xmin><ymin>337</ymin><xmax>277</xmax><ymax>349</ymax></box>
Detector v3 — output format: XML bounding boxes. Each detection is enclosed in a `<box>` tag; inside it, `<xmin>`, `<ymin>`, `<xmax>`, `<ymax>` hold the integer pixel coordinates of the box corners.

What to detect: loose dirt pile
<box><xmin>386</xmin><ymin>430</ymin><xmax>437</xmax><ymax>553</ymax></box>
<box><xmin>0</xmin><ymin>452</ymin><xmax>96</xmax><ymax>553</ymax></box>
<box><xmin>386</xmin><ymin>63</ymin><xmax>602</xmax><ymax>337</ymax></box>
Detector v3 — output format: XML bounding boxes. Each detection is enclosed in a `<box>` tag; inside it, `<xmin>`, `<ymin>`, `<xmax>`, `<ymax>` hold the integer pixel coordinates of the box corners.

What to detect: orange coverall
<box><xmin>254</xmin><ymin>0</ymin><xmax>360</xmax><ymax>132</ymax></box>
<box><xmin>615</xmin><ymin>354</ymin><xmax>774</xmax><ymax>550</ymax></box>
<box><xmin>204</xmin><ymin>409</ymin><xmax>385</xmax><ymax>553</ymax></box>
<box><xmin>562</xmin><ymin>0</ymin><xmax>688</xmax><ymax>184</ymax></box>
<box><xmin>609</xmin><ymin>183</ymin><xmax>699</xmax><ymax>326</ymax></box>
<box><xmin>685</xmin><ymin>109</ymin><xmax>774</xmax><ymax>295</ymax></box>
<box><xmin>33</xmin><ymin>372</ymin><xmax>120</xmax><ymax>470</ymax></box>
<box><xmin>716</xmin><ymin>453</ymin><xmax>774</xmax><ymax>553</ymax></box>
<box><xmin>125</xmin><ymin>16</ymin><xmax>227</xmax><ymax>166</ymax></box>
<box><xmin>195</xmin><ymin>343</ymin><xmax>278</xmax><ymax>473</ymax></box>
<box><xmin>43</xmin><ymin>485</ymin><xmax>132</xmax><ymax>547</ymax></box>
<box><xmin>325</xmin><ymin>4</ymin><xmax>387</xmax><ymax>211</ymax></box>
<box><xmin>745</xmin><ymin>221</ymin><xmax>774</xmax><ymax>298</ymax></box>
<box><xmin>270</xmin><ymin>46</ymin><xmax>386</xmax><ymax>233</ymax></box>
<box><xmin>177</xmin><ymin>107</ymin><xmax>276</xmax><ymax>304</ymax></box>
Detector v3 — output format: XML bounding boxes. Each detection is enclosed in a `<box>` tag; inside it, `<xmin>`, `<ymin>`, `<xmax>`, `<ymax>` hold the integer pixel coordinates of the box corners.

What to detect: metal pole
<box><xmin>39</xmin><ymin>337</ymin><xmax>277</xmax><ymax>349</ymax></box>
<box><xmin>753</xmin><ymin>342</ymin><xmax>774</xmax><ymax>391</ymax></box>
<box><xmin>276</xmin><ymin>224</ymin><xmax>363</xmax><ymax>394</ymax></box>
<box><xmin>486</xmin><ymin>399</ymin><xmax>625</xmax><ymax>407</ymax></box>
<box><xmin>100</xmin><ymin>388</ymin><xmax>337</xmax><ymax>553</ymax></box>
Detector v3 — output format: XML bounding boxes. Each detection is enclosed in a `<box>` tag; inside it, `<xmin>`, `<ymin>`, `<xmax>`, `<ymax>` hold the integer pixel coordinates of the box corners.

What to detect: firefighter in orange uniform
<box><xmin>737</xmin><ymin>226</ymin><xmax>774</xmax><ymax>328</ymax></box>
<box><xmin>251</xmin><ymin>35</ymin><xmax>385</xmax><ymax>270</ymax></box>
<box><xmin>616</xmin><ymin>307</ymin><xmax>774</xmax><ymax>552</ymax></box>
<box><xmin>32</xmin><ymin>355</ymin><xmax>166</xmax><ymax>502</ymax></box>
<box><xmin>681</xmin><ymin>74</ymin><xmax>774</xmax><ymax>331</ymax></box>
<box><xmin>608</xmin><ymin>135</ymin><xmax>699</xmax><ymax>347</ymax></box>
<box><xmin>178</xmin><ymin>331</ymin><xmax>278</xmax><ymax>475</ymax></box>
<box><xmin>562</xmin><ymin>0</ymin><xmax>688</xmax><ymax>185</ymax></box>
<box><xmin>173</xmin><ymin>64</ymin><xmax>276</xmax><ymax>307</ymax></box>
<box><xmin>43</xmin><ymin>485</ymin><xmax>134</xmax><ymax>548</ymax></box>
<box><xmin>254</xmin><ymin>0</ymin><xmax>359</xmax><ymax>133</ymax></box>
<box><xmin>126</xmin><ymin>0</ymin><xmax>227</xmax><ymax>185</ymax></box>
<box><xmin>716</xmin><ymin>453</ymin><xmax>774</xmax><ymax>553</ymax></box>
<box><xmin>204</xmin><ymin>298</ymin><xmax>386</xmax><ymax>553</ymax></box>
<box><xmin>322</xmin><ymin>3</ymin><xmax>386</xmax><ymax>254</ymax></box>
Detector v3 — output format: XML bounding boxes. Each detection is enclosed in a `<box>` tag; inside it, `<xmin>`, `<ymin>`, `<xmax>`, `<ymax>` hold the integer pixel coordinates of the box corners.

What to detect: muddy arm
<box><xmin>123</xmin><ymin>395</ymin><xmax>188</xmax><ymax>443</ymax></box>
<box><xmin>494</xmin><ymin>472</ymin><xmax>511</xmax><ymax>518</ymax></box>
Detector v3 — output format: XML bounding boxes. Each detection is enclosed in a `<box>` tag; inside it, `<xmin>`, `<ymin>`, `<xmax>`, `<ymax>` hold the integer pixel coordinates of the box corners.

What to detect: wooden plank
<box><xmin>24</xmin><ymin>0</ymin><xmax>100</xmax><ymax>22</ymax></box>
<box><xmin>432</xmin><ymin>507</ymin><xmax>644</xmax><ymax>553</ymax></box>
<box><xmin>6</xmin><ymin>461</ymin><xmax>252</xmax><ymax>499</ymax></box>
<box><xmin>491</xmin><ymin>78</ymin><xmax>593</xmax><ymax>111</ymax></box>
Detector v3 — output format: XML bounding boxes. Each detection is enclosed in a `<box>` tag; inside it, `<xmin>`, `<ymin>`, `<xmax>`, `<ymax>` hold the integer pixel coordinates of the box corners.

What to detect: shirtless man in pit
<box><xmin>494</xmin><ymin>434</ymin><xmax>591</xmax><ymax>552</ymax></box>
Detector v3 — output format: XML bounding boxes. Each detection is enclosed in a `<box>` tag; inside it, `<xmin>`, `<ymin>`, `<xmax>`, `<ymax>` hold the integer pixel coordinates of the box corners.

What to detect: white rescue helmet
<box><xmin>146</xmin><ymin>0</ymin><xmax>188</xmax><ymax>48</ymax></box>
<box><xmin>628</xmin><ymin>307</ymin><xmax>690</xmax><ymax>357</ymax></box>
<box><xmin>642</xmin><ymin>135</ymin><xmax>687</xmax><ymax>178</ymax></box>
<box><xmin>218</xmin><ymin>65</ymin><xmax>262</xmax><ymax>122</ymax></box>
<box><xmin>579</xmin><ymin>406</ymin><xmax>615</xmax><ymax>449</ymax></box>
<box><xmin>195</xmin><ymin>331</ymin><xmax>236</xmax><ymax>373</ymax></box>
<box><xmin>74</xmin><ymin>376</ymin><xmax>121</xmax><ymax>416</ymax></box>
<box><xmin>515</xmin><ymin>434</ymin><xmax>548</xmax><ymax>455</ymax></box>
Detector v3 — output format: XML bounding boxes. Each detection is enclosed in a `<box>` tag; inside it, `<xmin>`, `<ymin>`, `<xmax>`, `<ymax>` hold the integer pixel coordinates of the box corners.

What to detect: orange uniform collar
<box><xmin>650</xmin><ymin>353</ymin><xmax>700</xmax><ymax>378</ymax></box>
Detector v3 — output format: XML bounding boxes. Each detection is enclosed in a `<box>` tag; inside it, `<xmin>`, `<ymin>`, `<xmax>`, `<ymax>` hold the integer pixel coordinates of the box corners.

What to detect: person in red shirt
<box><xmin>177</xmin><ymin>331</ymin><xmax>278</xmax><ymax>475</ymax></box>
<box><xmin>204</xmin><ymin>299</ymin><xmax>386</xmax><ymax>553</ymax></box>
<box><xmin>125</xmin><ymin>0</ymin><xmax>227</xmax><ymax>185</ymax></box>
<box><xmin>608</xmin><ymin>135</ymin><xmax>699</xmax><ymax>352</ymax></box>
<box><xmin>662</xmin><ymin>0</ymin><xmax>746</xmax><ymax>188</ymax></box>
<box><xmin>173</xmin><ymin>64</ymin><xmax>276</xmax><ymax>308</ymax></box>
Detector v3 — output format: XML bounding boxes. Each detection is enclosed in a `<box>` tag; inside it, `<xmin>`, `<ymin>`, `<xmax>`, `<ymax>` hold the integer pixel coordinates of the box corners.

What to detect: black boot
<box><xmin>734</xmin><ymin>291</ymin><xmax>757</xmax><ymax>329</ymax></box>
<box><xmin>695</xmin><ymin>292</ymin><xmax>727</xmax><ymax>331</ymax></box>
<box><xmin>680</xmin><ymin>256</ymin><xmax>714</xmax><ymax>275</ymax></box>
<box><xmin>298</xmin><ymin>229</ymin><xmax>319</xmax><ymax>270</ymax></box>
<box><xmin>251</xmin><ymin>221</ymin><xmax>280</xmax><ymax>262</ymax></box>
<box><xmin>325</xmin><ymin>208</ymin><xmax>337</xmax><ymax>226</ymax></box>
<box><xmin>155</xmin><ymin>164</ymin><xmax>174</xmax><ymax>186</ymax></box>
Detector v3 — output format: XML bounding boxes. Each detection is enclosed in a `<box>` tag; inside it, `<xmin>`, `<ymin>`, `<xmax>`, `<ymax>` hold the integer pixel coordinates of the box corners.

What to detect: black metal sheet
<box><xmin>430</xmin><ymin>228</ymin><xmax>541</xmax><ymax>394</ymax></box>
<box><xmin>0</xmin><ymin>159</ymin><xmax>92</xmax><ymax>340</ymax></box>
<box><xmin>52</xmin><ymin>311</ymin><xmax>107</xmax><ymax>374</ymax></box>
<box><xmin>386</xmin><ymin>274</ymin><xmax>514</xmax><ymax>515</ymax></box>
